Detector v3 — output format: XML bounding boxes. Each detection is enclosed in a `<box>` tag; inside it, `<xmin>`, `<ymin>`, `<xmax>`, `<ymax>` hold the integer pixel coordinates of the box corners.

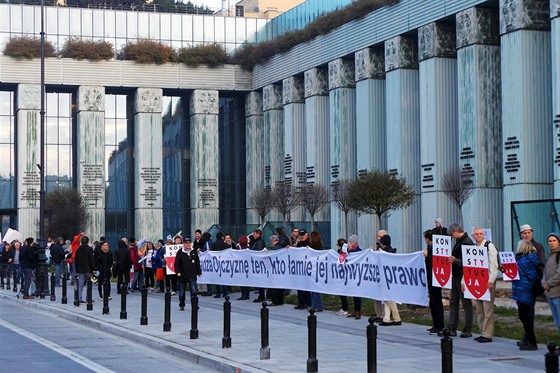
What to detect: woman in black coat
<box><xmin>114</xmin><ymin>239</ymin><xmax>132</xmax><ymax>294</ymax></box>
<box><xmin>95</xmin><ymin>241</ymin><xmax>114</xmax><ymax>299</ymax></box>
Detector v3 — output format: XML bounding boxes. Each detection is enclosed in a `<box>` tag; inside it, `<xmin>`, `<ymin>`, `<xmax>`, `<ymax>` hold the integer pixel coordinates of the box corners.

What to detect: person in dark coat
<box><xmin>50</xmin><ymin>237</ymin><xmax>66</xmax><ymax>286</ymax></box>
<box><xmin>175</xmin><ymin>238</ymin><xmax>201</xmax><ymax>311</ymax></box>
<box><xmin>211</xmin><ymin>232</ymin><xmax>229</xmax><ymax>298</ymax></box>
<box><xmin>95</xmin><ymin>241</ymin><xmax>114</xmax><ymax>299</ymax></box>
<box><xmin>114</xmin><ymin>239</ymin><xmax>132</xmax><ymax>294</ymax></box>
<box><xmin>423</xmin><ymin>230</ymin><xmax>444</xmax><ymax>334</ymax></box>
<box><xmin>75</xmin><ymin>235</ymin><xmax>96</xmax><ymax>303</ymax></box>
<box><xmin>20</xmin><ymin>237</ymin><xmax>37</xmax><ymax>299</ymax></box>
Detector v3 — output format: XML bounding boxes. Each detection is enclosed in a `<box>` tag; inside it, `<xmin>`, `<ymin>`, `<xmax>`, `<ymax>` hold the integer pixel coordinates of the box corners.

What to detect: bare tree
<box><xmin>298</xmin><ymin>183</ymin><xmax>330</xmax><ymax>230</ymax></box>
<box><xmin>347</xmin><ymin>169</ymin><xmax>415</xmax><ymax>229</ymax></box>
<box><xmin>441</xmin><ymin>167</ymin><xmax>474</xmax><ymax>226</ymax></box>
<box><xmin>45</xmin><ymin>188</ymin><xmax>89</xmax><ymax>240</ymax></box>
<box><xmin>248</xmin><ymin>187</ymin><xmax>273</xmax><ymax>226</ymax></box>
<box><xmin>332</xmin><ymin>179</ymin><xmax>356</xmax><ymax>239</ymax></box>
<box><xmin>271</xmin><ymin>182</ymin><xmax>300</xmax><ymax>228</ymax></box>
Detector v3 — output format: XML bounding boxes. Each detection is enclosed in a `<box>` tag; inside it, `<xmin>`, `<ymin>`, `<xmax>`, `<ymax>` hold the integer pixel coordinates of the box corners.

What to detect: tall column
<box><xmin>282</xmin><ymin>76</ymin><xmax>306</xmax><ymax>223</ymax></box>
<box><xmin>16</xmin><ymin>84</ymin><xmax>41</xmax><ymax>238</ymax></box>
<box><xmin>456</xmin><ymin>8</ymin><xmax>503</xmax><ymax>245</ymax></box>
<box><xmin>385</xmin><ymin>36</ymin><xmax>421</xmax><ymax>252</ymax></box>
<box><xmin>329</xmin><ymin>58</ymin><xmax>357</xmax><ymax>241</ymax></box>
<box><xmin>304</xmin><ymin>67</ymin><xmax>330</xmax><ymax>223</ymax></box>
<box><xmin>500</xmin><ymin>0</ymin><xmax>552</xmax><ymax>249</ymax></box>
<box><xmin>355</xmin><ymin>47</ymin><xmax>386</xmax><ymax>247</ymax></box>
<box><xmin>76</xmin><ymin>86</ymin><xmax>105</xmax><ymax>241</ymax></box>
<box><xmin>189</xmin><ymin>90</ymin><xmax>220</xmax><ymax>232</ymax></box>
<box><xmin>552</xmin><ymin>0</ymin><xmax>560</xmax><ymax>196</ymax></box>
<box><xmin>418</xmin><ymin>23</ymin><xmax>459</xmax><ymax>234</ymax></box>
<box><xmin>245</xmin><ymin>91</ymin><xmax>264</xmax><ymax>225</ymax></box>
<box><xmin>263</xmin><ymin>84</ymin><xmax>284</xmax><ymax>222</ymax></box>
<box><xmin>134</xmin><ymin>88</ymin><xmax>163</xmax><ymax>241</ymax></box>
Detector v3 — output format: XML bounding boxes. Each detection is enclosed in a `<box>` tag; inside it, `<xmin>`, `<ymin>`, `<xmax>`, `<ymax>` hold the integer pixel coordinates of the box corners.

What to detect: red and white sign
<box><xmin>462</xmin><ymin>245</ymin><xmax>490</xmax><ymax>301</ymax></box>
<box><xmin>164</xmin><ymin>244</ymin><xmax>181</xmax><ymax>275</ymax></box>
<box><xmin>499</xmin><ymin>252</ymin><xmax>519</xmax><ymax>281</ymax></box>
<box><xmin>432</xmin><ymin>235</ymin><xmax>452</xmax><ymax>289</ymax></box>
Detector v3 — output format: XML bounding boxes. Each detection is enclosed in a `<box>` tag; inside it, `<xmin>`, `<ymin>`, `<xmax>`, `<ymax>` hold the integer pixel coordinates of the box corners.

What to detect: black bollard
<box><xmin>86</xmin><ymin>278</ymin><xmax>93</xmax><ymax>311</ymax></box>
<box><xmin>140</xmin><ymin>287</ymin><xmax>148</xmax><ymax>325</ymax></box>
<box><xmin>61</xmin><ymin>274</ymin><xmax>67</xmax><ymax>304</ymax></box>
<box><xmin>260</xmin><ymin>302</ymin><xmax>270</xmax><ymax>360</ymax></box>
<box><xmin>307</xmin><ymin>308</ymin><xmax>318</xmax><ymax>373</ymax></box>
<box><xmin>190</xmin><ymin>295</ymin><xmax>199</xmax><ymax>339</ymax></box>
<box><xmin>441</xmin><ymin>328</ymin><xmax>453</xmax><ymax>373</ymax></box>
<box><xmin>74</xmin><ymin>275</ymin><xmax>79</xmax><ymax>306</ymax></box>
<box><xmin>163</xmin><ymin>288</ymin><xmax>172</xmax><ymax>332</ymax></box>
<box><xmin>12</xmin><ymin>270</ymin><xmax>17</xmax><ymax>293</ymax></box>
<box><xmin>50</xmin><ymin>272</ymin><xmax>56</xmax><ymax>301</ymax></box>
<box><xmin>545</xmin><ymin>342</ymin><xmax>559</xmax><ymax>373</ymax></box>
<box><xmin>6</xmin><ymin>268</ymin><xmax>11</xmax><ymax>290</ymax></box>
<box><xmin>367</xmin><ymin>317</ymin><xmax>377</xmax><ymax>373</ymax></box>
<box><xmin>222</xmin><ymin>295</ymin><xmax>232</xmax><ymax>348</ymax></box>
<box><xmin>102</xmin><ymin>278</ymin><xmax>110</xmax><ymax>315</ymax></box>
<box><xmin>120</xmin><ymin>284</ymin><xmax>127</xmax><ymax>319</ymax></box>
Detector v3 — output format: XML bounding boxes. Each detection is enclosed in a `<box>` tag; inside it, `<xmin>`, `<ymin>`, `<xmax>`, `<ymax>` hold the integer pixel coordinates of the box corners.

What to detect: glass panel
<box><xmin>182</xmin><ymin>15</ymin><xmax>193</xmax><ymax>42</ymax></box>
<box><xmin>137</xmin><ymin>13</ymin><xmax>149</xmax><ymax>38</ymax></box>
<box><xmin>192</xmin><ymin>15</ymin><xmax>203</xmax><ymax>42</ymax></box>
<box><xmin>58</xmin><ymin>118</ymin><xmax>71</xmax><ymax>145</ymax></box>
<box><xmin>93</xmin><ymin>10</ymin><xmax>104</xmax><ymax>37</ymax></box>
<box><xmin>46</xmin><ymin>117</ymin><xmax>58</xmax><ymax>144</ymax></box>
<box><xmin>149</xmin><ymin>13</ymin><xmax>160</xmax><ymax>40</ymax></box>
<box><xmin>69</xmin><ymin>8</ymin><xmax>81</xmax><ymax>36</ymax></box>
<box><xmin>105</xmin><ymin>95</ymin><xmax>116</xmax><ymax>118</ymax></box>
<box><xmin>46</xmin><ymin>145</ymin><xmax>58</xmax><ymax>178</ymax></box>
<box><xmin>105</xmin><ymin>118</ymin><xmax>116</xmax><ymax>145</ymax></box>
<box><xmin>127</xmin><ymin>12</ymin><xmax>138</xmax><ymax>38</ymax></box>
<box><xmin>58</xmin><ymin>146</ymin><xmax>72</xmax><ymax>179</ymax></box>
<box><xmin>81</xmin><ymin>9</ymin><xmax>93</xmax><ymax>37</ymax></box>
<box><xmin>46</xmin><ymin>7</ymin><xmax>58</xmax><ymax>35</ymax></box>
<box><xmin>0</xmin><ymin>117</ymin><xmax>11</xmax><ymax>143</ymax></box>
<box><xmin>236</xmin><ymin>19</ymin><xmax>246</xmax><ymax>43</ymax></box>
<box><xmin>0</xmin><ymin>92</ymin><xmax>12</xmax><ymax>115</ymax></box>
<box><xmin>22</xmin><ymin>8</ymin><xmax>36</xmax><ymax>34</ymax></box>
<box><xmin>115</xmin><ymin>11</ymin><xmax>126</xmax><ymax>38</ymax></box>
<box><xmin>170</xmin><ymin>14</ymin><xmax>181</xmax><ymax>42</ymax></box>
<box><xmin>10</xmin><ymin>7</ymin><xmax>22</xmax><ymax>33</ymax></box>
<box><xmin>203</xmin><ymin>16</ymin><xmax>214</xmax><ymax>43</ymax></box>
<box><xmin>214</xmin><ymin>17</ymin><xmax>225</xmax><ymax>43</ymax></box>
<box><xmin>57</xmin><ymin>7</ymin><xmax>70</xmax><ymax>37</ymax></box>
<box><xmin>171</xmin><ymin>39</ymin><xmax>182</xmax><ymax>50</ymax></box>
<box><xmin>245</xmin><ymin>18</ymin><xmax>257</xmax><ymax>43</ymax></box>
<box><xmin>116</xmin><ymin>119</ymin><xmax>127</xmax><ymax>143</ymax></box>
<box><xmin>0</xmin><ymin>144</ymin><xmax>11</xmax><ymax>177</ymax></box>
<box><xmin>0</xmin><ymin>6</ymin><xmax>10</xmax><ymax>33</ymax></box>
<box><xmin>115</xmin><ymin>96</ymin><xmax>127</xmax><ymax>117</ymax></box>
<box><xmin>103</xmin><ymin>10</ymin><xmax>115</xmax><ymax>38</ymax></box>
<box><xmin>160</xmin><ymin>13</ymin><xmax>171</xmax><ymax>40</ymax></box>
<box><xmin>59</xmin><ymin>93</ymin><xmax>71</xmax><ymax>117</ymax></box>
<box><xmin>115</xmin><ymin>38</ymin><xmax>127</xmax><ymax>53</ymax></box>
<box><xmin>46</xmin><ymin>94</ymin><xmax>58</xmax><ymax>117</ymax></box>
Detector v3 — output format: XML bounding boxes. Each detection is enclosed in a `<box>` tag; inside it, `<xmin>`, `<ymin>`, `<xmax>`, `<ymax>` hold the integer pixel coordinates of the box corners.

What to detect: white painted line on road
<box><xmin>0</xmin><ymin>318</ymin><xmax>116</xmax><ymax>373</ymax></box>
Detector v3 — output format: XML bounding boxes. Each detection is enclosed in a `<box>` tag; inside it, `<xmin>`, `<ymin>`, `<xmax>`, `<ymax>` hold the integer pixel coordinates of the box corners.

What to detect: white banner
<box><xmin>198</xmin><ymin>247</ymin><xmax>428</xmax><ymax>306</ymax></box>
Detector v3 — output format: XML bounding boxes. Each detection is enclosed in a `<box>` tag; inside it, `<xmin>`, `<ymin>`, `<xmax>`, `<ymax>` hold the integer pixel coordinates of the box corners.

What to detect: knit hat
<box><xmin>519</xmin><ymin>224</ymin><xmax>533</xmax><ymax>234</ymax></box>
<box><xmin>435</xmin><ymin>218</ymin><xmax>443</xmax><ymax>225</ymax></box>
<box><xmin>547</xmin><ymin>232</ymin><xmax>560</xmax><ymax>242</ymax></box>
<box><xmin>380</xmin><ymin>235</ymin><xmax>392</xmax><ymax>246</ymax></box>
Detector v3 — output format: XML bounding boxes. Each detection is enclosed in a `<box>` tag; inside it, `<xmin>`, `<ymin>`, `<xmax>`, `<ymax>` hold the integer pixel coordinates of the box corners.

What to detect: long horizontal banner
<box><xmin>198</xmin><ymin>247</ymin><xmax>428</xmax><ymax>306</ymax></box>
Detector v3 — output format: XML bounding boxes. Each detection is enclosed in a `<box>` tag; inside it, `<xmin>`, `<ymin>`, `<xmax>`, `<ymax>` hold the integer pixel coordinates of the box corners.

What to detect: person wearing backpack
<box><xmin>543</xmin><ymin>232</ymin><xmax>560</xmax><ymax>334</ymax></box>
<box><xmin>470</xmin><ymin>227</ymin><xmax>499</xmax><ymax>343</ymax></box>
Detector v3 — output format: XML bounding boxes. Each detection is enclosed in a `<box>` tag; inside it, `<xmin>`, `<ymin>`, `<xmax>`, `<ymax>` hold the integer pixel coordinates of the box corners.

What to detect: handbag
<box><xmin>155</xmin><ymin>267</ymin><xmax>165</xmax><ymax>281</ymax></box>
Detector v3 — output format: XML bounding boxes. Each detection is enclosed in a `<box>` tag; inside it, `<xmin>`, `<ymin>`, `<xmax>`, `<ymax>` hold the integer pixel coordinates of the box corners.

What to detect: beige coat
<box><xmin>543</xmin><ymin>248</ymin><xmax>560</xmax><ymax>299</ymax></box>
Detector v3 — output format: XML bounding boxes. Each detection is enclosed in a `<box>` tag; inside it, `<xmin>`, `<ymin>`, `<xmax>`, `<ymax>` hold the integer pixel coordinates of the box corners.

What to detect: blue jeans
<box><xmin>78</xmin><ymin>273</ymin><xmax>91</xmax><ymax>302</ymax></box>
<box><xmin>311</xmin><ymin>292</ymin><xmax>323</xmax><ymax>310</ymax></box>
<box><xmin>11</xmin><ymin>264</ymin><xmax>23</xmax><ymax>285</ymax></box>
<box><xmin>54</xmin><ymin>261</ymin><xmax>67</xmax><ymax>286</ymax></box>
<box><xmin>548</xmin><ymin>296</ymin><xmax>560</xmax><ymax>331</ymax></box>
<box><xmin>178</xmin><ymin>279</ymin><xmax>197</xmax><ymax>308</ymax></box>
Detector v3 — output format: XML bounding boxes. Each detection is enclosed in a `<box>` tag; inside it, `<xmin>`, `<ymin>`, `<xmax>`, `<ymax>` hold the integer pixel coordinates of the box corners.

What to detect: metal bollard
<box><xmin>163</xmin><ymin>288</ymin><xmax>172</xmax><ymax>332</ymax></box>
<box><xmin>61</xmin><ymin>274</ymin><xmax>67</xmax><ymax>304</ymax></box>
<box><xmin>74</xmin><ymin>275</ymin><xmax>80</xmax><ymax>306</ymax></box>
<box><xmin>545</xmin><ymin>342</ymin><xmax>559</xmax><ymax>373</ymax></box>
<box><xmin>13</xmin><ymin>270</ymin><xmax>18</xmax><ymax>293</ymax></box>
<box><xmin>190</xmin><ymin>295</ymin><xmax>199</xmax><ymax>339</ymax></box>
<box><xmin>50</xmin><ymin>272</ymin><xmax>56</xmax><ymax>301</ymax></box>
<box><xmin>102</xmin><ymin>278</ymin><xmax>110</xmax><ymax>315</ymax></box>
<box><xmin>260</xmin><ymin>302</ymin><xmax>270</xmax><ymax>360</ymax></box>
<box><xmin>222</xmin><ymin>295</ymin><xmax>232</xmax><ymax>348</ymax></box>
<box><xmin>367</xmin><ymin>317</ymin><xmax>377</xmax><ymax>373</ymax></box>
<box><xmin>140</xmin><ymin>287</ymin><xmax>148</xmax><ymax>325</ymax></box>
<box><xmin>86</xmin><ymin>278</ymin><xmax>93</xmax><ymax>311</ymax></box>
<box><xmin>120</xmin><ymin>283</ymin><xmax>127</xmax><ymax>319</ymax></box>
<box><xmin>307</xmin><ymin>309</ymin><xmax>318</xmax><ymax>373</ymax></box>
<box><xmin>441</xmin><ymin>328</ymin><xmax>453</xmax><ymax>373</ymax></box>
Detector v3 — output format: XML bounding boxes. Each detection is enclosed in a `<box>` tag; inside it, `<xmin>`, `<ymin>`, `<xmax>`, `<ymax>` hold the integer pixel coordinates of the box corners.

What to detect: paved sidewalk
<box><xmin>0</xmin><ymin>285</ymin><xmax>552</xmax><ymax>372</ymax></box>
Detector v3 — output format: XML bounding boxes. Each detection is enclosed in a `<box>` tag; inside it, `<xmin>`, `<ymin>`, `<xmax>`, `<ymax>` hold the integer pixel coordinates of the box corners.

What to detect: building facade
<box><xmin>0</xmin><ymin>0</ymin><xmax>558</xmax><ymax>252</ymax></box>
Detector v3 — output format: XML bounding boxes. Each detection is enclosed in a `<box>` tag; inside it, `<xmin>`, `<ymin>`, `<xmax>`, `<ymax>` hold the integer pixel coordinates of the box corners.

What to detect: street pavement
<box><xmin>0</xmin><ymin>284</ymin><xmax>554</xmax><ymax>372</ymax></box>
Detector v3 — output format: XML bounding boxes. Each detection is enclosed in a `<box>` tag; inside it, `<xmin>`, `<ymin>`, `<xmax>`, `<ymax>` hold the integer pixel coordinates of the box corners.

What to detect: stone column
<box><xmin>418</xmin><ymin>23</ymin><xmax>459</xmax><ymax>234</ymax></box>
<box><xmin>456</xmin><ymin>8</ymin><xmax>503</xmax><ymax>245</ymax></box>
<box><xmin>385</xmin><ymin>36</ymin><xmax>421</xmax><ymax>252</ymax></box>
<box><xmin>16</xmin><ymin>84</ymin><xmax>41</xmax><ymax>238</ymax></box>
<box><xmin>76</xmin><ymin>86</ymin><xmax>105</xmax><ymax>241</ymax></box>
<box><xmin>500</xmin><ymin>0</ymin><xmax>552</xmax><ymax>249</ymax></box>
<box><xmin>245</xmin><ymin>91</ymin><xmax>265</xmax><ymax>226</ymax></box>
<box><xmin>329</xmin><ymin>58</ymin><xmax>357</xmax><ymax>241</ymax></box>
<box><xmin>552</xmin><ymin>0</ymin><xmax>560</xmax><ymax>196</ymax></box>
<box><xmin>304</xmin><ymin>67</ymin><xmax>330</xmax><ymax>223</ymax></box>
<box><xmin>283</xmin><ymin>76</ymin><xmax>306</xmax><ymax>223</ymax></box>
<box><xmin>355</xmin><ymin>47</ymin><xmax>386</xmax><ymax>247</ymax></box>
<box><xmin>263</xmin><ymin>84</ymin><xmax>284</xmax><ymax>222</ymax></box>
<box><xmin>134</xmin><ymin>88</ymin><xmax>163</xmax><ymax>241</ymax></box>
<box><xmin>189</xmin><ymin>89</ymin><xmax>219</xmax><ymax>233</ymax></box>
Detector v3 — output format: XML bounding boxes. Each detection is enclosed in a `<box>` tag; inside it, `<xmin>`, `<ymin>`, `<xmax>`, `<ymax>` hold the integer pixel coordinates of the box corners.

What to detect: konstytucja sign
<box><xmin>198</xmin><ymin>248</ymin><xmax>428</xmax><ymax>306</ymax></box>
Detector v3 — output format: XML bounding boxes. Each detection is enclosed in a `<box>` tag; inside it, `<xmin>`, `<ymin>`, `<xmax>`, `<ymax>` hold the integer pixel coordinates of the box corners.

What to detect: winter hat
<box><xmin>299</xmin><ymin>229</ymin><xmax>307</xmax><ymax>236</ymax></box>
<box><xmin>435</xmin><ymin>218</ymin><xmax>443</xmax><ymax>225</ymax></box>
<box><xmin>380</xmin><ymin>235</ymin><xmax>392</xmax><ymax>246</ymax></box>
<box><xmin>519</xmin><ymin>224</ymin><xmax>533</xmax><ymax>234</ymax></box>
<box><xmin>547</xmin><ymin>233</ymin><xmax>560</xmax><ymax>242</ymax></box>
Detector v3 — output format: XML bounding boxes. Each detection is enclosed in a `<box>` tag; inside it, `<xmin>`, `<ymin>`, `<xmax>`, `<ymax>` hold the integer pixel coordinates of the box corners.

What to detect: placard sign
<box><xmin>462</xmin><ymin>245</ymin><xmax>490</xmax><ymax>301</ymax></box>
<box><xmin>432</xmin><ymin>235</ymin><xmax>452</xmax><ymax>289</ymax></box>
<box><xmin>164</xmin><ymin>244</ymin><xmax>181</xmax><ymax>275</ymax></box>
<box><xmin>499</xmin><ymin>252</ymin><xmax>519</xmax><ymax>281</ymax></box>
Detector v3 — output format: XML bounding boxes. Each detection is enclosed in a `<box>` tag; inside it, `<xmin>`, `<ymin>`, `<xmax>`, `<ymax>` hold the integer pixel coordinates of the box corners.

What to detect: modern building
<box><xmin>232</xmin><ymin>0</ymin><xmax>306</xmax><ymax>18</ymax></box>
<box><xmin>0</xmin><ymin>0</ymin><xmax>558</xmax><ymax>252</ymax></box>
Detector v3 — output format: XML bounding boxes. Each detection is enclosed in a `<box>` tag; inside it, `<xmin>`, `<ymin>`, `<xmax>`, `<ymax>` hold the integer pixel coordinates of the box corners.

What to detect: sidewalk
<box><xmin>0</xmin><ymin>285</ymin><xmax>552</xmax><ymax>373</ymax></box>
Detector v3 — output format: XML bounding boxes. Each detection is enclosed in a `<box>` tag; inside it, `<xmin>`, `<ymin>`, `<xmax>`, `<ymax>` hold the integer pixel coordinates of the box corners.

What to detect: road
<box><xmin>0</xmin><ymin>298</ymin><xmax>219</xmax><ymax>373</ymax></box>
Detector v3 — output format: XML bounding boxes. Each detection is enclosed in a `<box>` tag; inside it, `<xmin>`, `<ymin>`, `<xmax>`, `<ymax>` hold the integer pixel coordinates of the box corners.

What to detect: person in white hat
<box><xmin>519</xmin><ymin>224</ymin><xmax>545</xmax><ymax>265</ymax></box>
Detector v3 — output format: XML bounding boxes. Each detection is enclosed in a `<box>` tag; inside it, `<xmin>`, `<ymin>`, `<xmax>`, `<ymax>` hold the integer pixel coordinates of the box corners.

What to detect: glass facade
<box><xmin>0</xmin><ymin>90</ymin><xmax>15</xmax><ymax>211</ymax></box>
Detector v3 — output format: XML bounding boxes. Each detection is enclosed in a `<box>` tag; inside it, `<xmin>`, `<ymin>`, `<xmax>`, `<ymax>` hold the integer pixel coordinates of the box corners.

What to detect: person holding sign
<box><xmin>423</xmin><ymin>230</ymin><xmax>444</xmax><ymax>335</ymax></box>
<box><xmin>442</xmin><ymin>223</ymin><xmax>474</xmax><ymax>338</ymax></box>
<box><xmin>543</xmin><ymin>232</ymin><xmax>560</xmax><ymax>333</ymax></box>
<box><xmin>471</xmin><ymin>227</ymin><xmax>499</xmax><ymax>343</ymax></box>
<box><xmin>512</xmin><ymin>239</ymin><xmax>541</xmax><ymax>351</ymax></box>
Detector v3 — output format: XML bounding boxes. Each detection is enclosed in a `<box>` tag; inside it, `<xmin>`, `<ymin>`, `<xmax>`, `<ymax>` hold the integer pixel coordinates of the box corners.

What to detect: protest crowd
<box><xmin>1</xmin><ymin>220</ymin><xmax>559</xmax><ymax>353</ymax></box>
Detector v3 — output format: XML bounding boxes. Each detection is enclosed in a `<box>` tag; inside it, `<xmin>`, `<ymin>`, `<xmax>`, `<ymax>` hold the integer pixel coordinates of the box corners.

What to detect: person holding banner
<box><xmin>175</xmin><ymin>238</ymin><xmax>201</xmax><ymax>311</ymax></box>
<box><xmin>471</xmin><ymin>227</ymin><xmax>499</xmax><ymax>343</ymax></box>
<box><xmin>442</xmin><ymin>223</ymin><xmax>474</xmax><ymax>338</ymax></box>
<box><xmin>543</xmin><ymin>232</ymin><xmax>560</xmax><ymax>333</ymax></box>
<box><xmin>345</xmin><ymin>235</ymin><xmax>363</xmax><ymax>320</ymax></box>
<box><xmin>423</xmin><ymin>230</ymin><xmax>444</xmax><ymax>334</ymax></box>
<box><xmin>378</xmin><ymin>235</ymin><xmax>401</xmax><ymax>326</ymax></box>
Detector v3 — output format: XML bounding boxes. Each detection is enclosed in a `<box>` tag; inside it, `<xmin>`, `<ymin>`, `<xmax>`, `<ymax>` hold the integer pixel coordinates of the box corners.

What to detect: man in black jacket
<box><xmin>114</xmin><ymin>239</ymin><xmax>132</xmax><ymax>294</ymax></box>
<box><xmin>50</xmin><ymin>237</ymin><xmax>66</xmax><ymax>286</ymax></box>
<box><xmin>20</xmin><ymin>237</ymin><xmax>37</xmax><ymax>299</ymax></box>
<box><xmin>175</xmin><ymin>238</ymin><xmax>201</xmax><ymax>311</ymax></box>
<box><xmin>211</xmin><ymin>232</ymin><xmax>229</xmax><ymax>298</ymax></box>
<box><xmin>75</xmin><ymin>235</ymin><xmax>96</xmax><ymax>303</ymax></box>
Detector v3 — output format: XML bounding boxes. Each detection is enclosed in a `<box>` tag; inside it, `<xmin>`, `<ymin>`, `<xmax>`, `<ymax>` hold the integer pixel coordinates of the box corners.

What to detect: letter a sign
<box><xmin>499</xmin><ymin>252</ymin><xmax>519</xmax><ymax>281</ymax></box>
<box><xmin>462</xmin><ymin>245</ymin><xmax>490</xmax><ymax>301</ymax></box>
<box><xmin>164</xmin><ymin>244</ymin><xmax>181</xmax><ymax>275</ymax></box>
<box><xmin>432</xmin><ymin>235</ymin><xmax>452</xmax><ymax>289</ymax></box>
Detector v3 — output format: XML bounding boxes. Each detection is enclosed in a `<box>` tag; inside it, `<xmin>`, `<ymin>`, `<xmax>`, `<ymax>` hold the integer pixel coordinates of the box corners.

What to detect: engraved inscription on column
<box><xmin>304</xmin><ymin>68</ymin><xmax>328</xmax><ymax>98</ymax></box>
<box><xmin>421</xmin><ymin>163</ymin><xmax>435</xmax><ymax>189</ymax></box>
<box><xmin>456</xmin><ymin>8</ymin><xmax>500</xmax><ymax>49</ymax></box>
<box><xmin>245</xmin><ymin>91</ymin><xmax>263</xmax><ymax>117</ymax></box>
<box><xmin>385</xmin><ymin>36</ymin><xmax>418</xmax><ymax>72</ymax></box>
<box><xmin>198</xmin><ymin>178</ymin><xmax>217</xmax><ymax>207</ymax></box>
<box><xmin>81</xmin><ymin>164</ymin><xmax>104</xmax><ymax>207</ymax></box>
<box><xmin>20</xmin><ymin>171</ymin><xmax>40</xmax><ymax>205</ymax></box>
<box><xmin>503</xmin><ymin>136</ymin><xmax>521</xmax><ymax>180</ymax></box>
<box><xmin>140</xmin><ymin>167</ymin><xmax>162</xmax><ymax>207</ymax></box>
<box><xmin>500</xmin><ymin>0</ymin><xmax>550</xmax><ymax>34</ymax></box>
